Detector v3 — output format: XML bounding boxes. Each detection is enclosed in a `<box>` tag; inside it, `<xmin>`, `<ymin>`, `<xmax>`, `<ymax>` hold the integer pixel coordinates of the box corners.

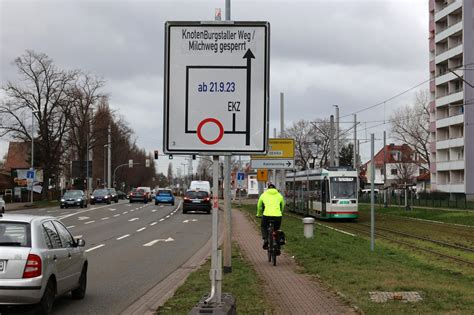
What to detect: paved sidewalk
<box><xmin>232</xmin><ymin>209</ymin><xmax>358</xmax><ymax>315</ymax></box>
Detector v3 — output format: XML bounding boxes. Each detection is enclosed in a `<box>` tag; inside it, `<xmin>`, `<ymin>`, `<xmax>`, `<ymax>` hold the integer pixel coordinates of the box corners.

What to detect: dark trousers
<box><xmin>261</xmin><ymin>216</ymin><xmax>282</xmax><ymax>240</ymax></box>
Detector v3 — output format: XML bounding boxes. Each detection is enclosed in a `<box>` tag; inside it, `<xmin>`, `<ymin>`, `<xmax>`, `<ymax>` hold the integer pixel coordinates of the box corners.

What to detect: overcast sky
<box><xmin>0</xmin><ymin>0</ymin><xmax>428</xmax><ymax>174</ymax></box>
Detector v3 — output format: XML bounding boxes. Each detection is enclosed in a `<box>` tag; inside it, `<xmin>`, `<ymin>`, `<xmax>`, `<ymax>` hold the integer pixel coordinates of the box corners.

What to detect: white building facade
<box><xmin>429</xmin><ymin>0</ymin><xmax>474</xmax><ymax>197</ymax></box>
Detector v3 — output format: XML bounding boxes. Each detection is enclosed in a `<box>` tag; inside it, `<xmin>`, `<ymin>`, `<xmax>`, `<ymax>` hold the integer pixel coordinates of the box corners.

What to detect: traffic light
<box><xmin>169</xmin><ymin>155</ymin><xmax>173</xmax><ymax>160</ymax></box>
<box><xmin>154</xmin><ymin>150</ymin><xmax>159</xmax><ymax>160</ymax></box>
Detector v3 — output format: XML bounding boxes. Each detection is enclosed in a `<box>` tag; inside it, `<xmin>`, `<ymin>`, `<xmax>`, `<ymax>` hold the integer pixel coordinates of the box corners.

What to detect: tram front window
<box><xmin>330</xmin><ymin>177</ymin><xmax>356</xmax><ymax>199</ymax></box>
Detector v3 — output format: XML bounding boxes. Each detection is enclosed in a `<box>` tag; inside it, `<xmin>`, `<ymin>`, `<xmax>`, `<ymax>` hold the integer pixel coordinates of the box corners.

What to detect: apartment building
<box><xmin>429</xmin><ymin>0</ymin><xmax>474</xmax><ymax>198</ymax></box>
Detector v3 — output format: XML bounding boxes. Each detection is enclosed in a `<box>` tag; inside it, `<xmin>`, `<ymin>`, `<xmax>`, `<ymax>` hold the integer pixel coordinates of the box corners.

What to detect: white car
<box><xmin>0</xmin><ymin>197</ymin><xmax>5</xmax><ymax>214</ymax></box>
<box><xmin>0</xmin><ymin>214</ymin><xmax>87</xmax><ymax>314</ymax></box>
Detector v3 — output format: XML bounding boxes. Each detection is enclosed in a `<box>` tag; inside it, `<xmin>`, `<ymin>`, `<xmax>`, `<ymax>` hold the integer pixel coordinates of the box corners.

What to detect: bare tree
<box><xmin>390</xmin><ymin>90</ymin><xmax>430</xmax><ymax>170</ymax></box>
<box><xmin>285</xmin><ymin>120</ymin><xmax>314</xmax><ymax>170</ymax></box>
<box><xmin>0</xmin><ymin>50</ymin><xmax>78</xmax><ymax>198</ymax></box>
<box><xmin>167</xmin><ymin>162</ymin><xmax>173</xmax><ymax>184</ymax></box>
<box><xmin>394</xmin><ymin>162</ymin><xmax>418</xmax><ymax>185</ymax></box>
<box><xmin>197</xmin><ymin>157</ymin><xmax>213</xmax><ymax>181</ymax></box>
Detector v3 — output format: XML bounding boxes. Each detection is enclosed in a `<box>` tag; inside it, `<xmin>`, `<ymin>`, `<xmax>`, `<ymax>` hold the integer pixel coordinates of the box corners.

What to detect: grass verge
<box><xmin>359</xmin><ymin>204</ymin><xmax>474</xmax><ymax>226</ymax></box>
<box><xmin>239</xmin><ymin>203</ymin><xmax>474</xmax><ymax>315</ymax></box>
<box><xmin>156</xmin><ymin>243</ymin><xmax>273</xmax><ymax>314</ymax></box>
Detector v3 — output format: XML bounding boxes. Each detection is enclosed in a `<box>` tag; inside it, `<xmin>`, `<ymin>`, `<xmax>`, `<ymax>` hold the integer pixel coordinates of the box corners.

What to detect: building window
<box><xmin>391</xmin><ymin>169</ymin><xmax>398</xmax><ymax>175</ymax></box>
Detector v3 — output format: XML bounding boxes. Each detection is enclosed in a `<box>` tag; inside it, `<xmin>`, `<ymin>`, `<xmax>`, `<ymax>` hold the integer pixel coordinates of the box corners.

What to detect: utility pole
<box><xmin>370</xmin><ymin>133</ymin><xmax>375</xmax><ymax>251</ymax></box>
<box><xmin>334</xmin><ymin>105</ymin><xmax>339</xmax><ymax>167</ymax></box>
<box><xmin>383</xmin><ymin>131</ymin><xmax>388</xmax><ymax>207</ymax></box>
<box><xmin>107</xmin><ymin>124</ymin><xmax>111</xmax><ymax>188</ymax></box>
<box><xmin>280</xmin><ymin>92</ymin><xmax>285</xmax><ymax>194</ymax></box>
<box><xmin>353</xmin><ymin>114</ymin><xmax>357</xmax><ymax>169</ymax></box>
<box><xmin>329</xmin><ymin>115</ymin><xmax>335</xmax><ymax>167</ymax></box>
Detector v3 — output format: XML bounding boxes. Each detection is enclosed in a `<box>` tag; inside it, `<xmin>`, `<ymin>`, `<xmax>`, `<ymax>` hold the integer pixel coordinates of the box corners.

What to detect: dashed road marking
<box><xmin>67</xmin><ymin>225</ymin><xmax>75</xmax><ymax>229</ymax></box>
<box><xmin>117</xmin><ymin>234</ymin><xmax>130</xmax><ymax>240</ymax></box>
<box><xmin>113</xmin><ymin>214</ymin><xmax>120</xmax><ymax>217</ymax></box>
<box><xmin>123</xmin><ymin>211</ymin><xmax>128</xmax><ymax>214</ymax></box>
<box><xmin>152</xmin><ymin>210</ymin><xmax>157</xmax><ymax>213</ymax></box>
<box><xmin>150</xmin><ymin>222</ymin><xmax>157</xmax><ymax>226</ymax></box>
<box><xmin>101</xmin><ymin>217</ymin><xmax>110</xmax><ymax>220</ymax></box>
<box><xmin>137</xmin><ymin>227</ymin><xmax>146</xmax><ymax>232</ymax></box>
<box><xmin>74</xmin><ymin>235</ymin><xmax>83</xmax><ymax>239</ymax></box>
<box><xmin>84</xmin><ymin>220</ymin><xmax>95</xmax><ymax>225</ymax></box>
<box><xmin>129</xmin><ymin>218</ymin><xmax>139</xmax><ymax>222</ymax></box>
<box><xmin>78</xmin><ymin>216</ymin><xmax>90</xmax><ymax>221</ymax></box>
<box><xmin>159</xmin><ymin>218</ymin><xmax>164</xmax><ymax>222</ymax></box>
<box><xmin>143</xmin><ymin>240</ymin><xmax>159</xmax><ymax>247</ymax></box>
<box><xmin>86</xmin><ymin>244</ymin><xmax>105</xmax><ymax>252</ymax></box>
<box><xmin>109</xmin><ymin>208</ymin><xmax>116</xmax><ymax>211</ymax></box>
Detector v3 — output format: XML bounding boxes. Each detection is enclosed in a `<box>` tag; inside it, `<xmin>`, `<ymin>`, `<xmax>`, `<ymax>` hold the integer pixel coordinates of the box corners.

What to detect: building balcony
<box><xmin>435</xmin><ymin>44</ymin><xmax>462</xmax><ymax>64</ymax></box>
<box><xmin>435</xmin><ymin>21</ymin><xmax>462</xmax><ymax>43</ymax></box>
<box><xmin>435</xmin><ymin>69</ymin><xmax>463</xmax><ymax>86</ymax></box>
<box><xmin>436</xmin><ymin>136</ymin><xmax>464</xmax><ymax>150</ymax></box>
<box><xmin>436</xmin><ymin>113</ymin><xmax>463</xmax><ymax>128</ymax></box>
<box><xmin>435</xmin><ymin>0</ymin><xmax>462</xmax><ymax>22</ymax></box>
<box><xmin>436</xmin><ymin>159</ymin><xmax>464</xmax><ymax>171</ymax></box>
<box><xmin>436</xmin><ymin>90</ymin><xmax>463</xmax><ymax>107</ymax></box>
<box><xmin>436</xmin><ymin>183</ymin><xmax>464</xmax><ymax>193</ymax></box>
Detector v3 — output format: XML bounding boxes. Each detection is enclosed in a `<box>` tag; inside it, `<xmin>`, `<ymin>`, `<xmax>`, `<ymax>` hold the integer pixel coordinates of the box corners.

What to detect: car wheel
<box><xmin>171</xmin><ymin>202</ymin><xmax>175</xmax><ymax>206</ymax></box>
<box><xmin>183</xmin><ymin>210</ymin><xmax>187</xmax><ymax>214</ymax></box>
<box><xmin>80</xmin><ymin>203</ymin><xmax>84</xmax><ymax>208</ymax></box>
<box><xmin>115</xmin><ymin>199</ymin><xmax>118</xmax><ymax>203</ymax></box>
<box><xmin>129</xmin><ymin>200</ymin><xmax>133</xmax><ymax>203</ymax></box>
<box><xmin>107</xmin><ymin>200</ymin><xmax>111</xmax><ymax>205</ymax></box>
<box><xmin>91</xmin><ymin>201</ymin><xmax>95</xmax><ymax>205</ymax></box>
<box><xmin>60</xmin><ymin>205</ymin><xmax>64</xmax><ymax>209</ymax></box>
<box><xmin>36</xmin><ymin>278</ymin><xmax>55</xmax><ymax>315</ymax></box>
<box><xmin>207</xmin><ymin>210</ymin><xmax>211</xmax><ymax>214</ymax></box>
<box><xmin>71</xmin><ymin>265</ymin><xmax>87</xmax><ymax>300</ymax></box>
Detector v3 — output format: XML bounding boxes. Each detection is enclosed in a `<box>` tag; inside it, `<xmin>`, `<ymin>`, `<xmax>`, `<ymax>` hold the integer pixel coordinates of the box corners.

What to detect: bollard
<box><xmin>302</xmin><ymin>217</ymin><xmax>315</xmax><ymax>238</ymax></box>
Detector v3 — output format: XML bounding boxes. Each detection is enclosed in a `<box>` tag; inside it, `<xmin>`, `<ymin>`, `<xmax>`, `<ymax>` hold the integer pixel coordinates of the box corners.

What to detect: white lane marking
<box><xmin>84</xmin><ymin>220</ymin><xmax>95</xmax><ymax>225</ymax></box>
<box><xmin>126</xmin><ymin>204</ymin><xmax>132</xmax><ymax>207</ymax></box>
<box><xmin>165</xmin><ymin>237</ymin><xmax>174</xmax><ymax>242</ymax></box>
<box><xmin>152</xmin><ymin>210</ymin><xmax>157</xmax><ymax>213</ymax></box>
<box><xmin>38</xmin><ymin>209</ymin><xmax>46</xmax><ymax>211</ymax></box>
<box><xmin>47</xmin><ymin>210</ymin><xmax>57</xmax><ymax>213</ymax></box>
<box><xmin>143</xmin><ymin>240</ymin><xmax>160</xmax><ymax>247</ymax></box>
<box><xmin>117</xmin><ymin>234</ymin><xmax>130</xmax><ymax>240</ymax></box>
<box><xmin>159</xmin><ymin>218</ymin><xmax>164</xmax><ymax>222</ymax></box>
<box><xmin>58</xmin><ymin>203</ymin><xmax>111</xmax><ymax>220</ymax></box>
<box><xmin>67</xmin><ymin>225</ymin><xmax>75</xmax><ymax>229</ymax></box>
<box><xmin>101</xmin><ymin>217</ymin><xmax>110</xmax><ymax>220</ymax></box>
<box><xmin>109</xmin><ymin>208</ymin><xmax>116</xmax><ymax>211</ymax></box>
<box><xmin>130</xmin><ymin>209</ymin><xmax>135</xmax><ymax>212</ymax></box>
<box><xmin>78</xmin><ymin>216</ymin><xmax>90</xmax><ymax>221</ymax></box>
<box><xmin>160</xmin><ymin>205</ymin><xmax>164</xmax><ymax>208</ymax></box>
<box><xmin>129</xmin><ymin>218</ymin><xmax>139</xmax><ymax>222</ymax></box>
<box><xmin>74</xmin><ymin>235</ymin><xmax>83</xmax><ymax>239</ymax></box>
<box><xmin>192</xmin><ymin>219</ymin><xmax>198</xmax><ymax>222</ymax></box>
<box><xmin>183</xmin><ymin>219</ymin><xmax>189</xmax><ymax>223</ymax></box>
<box><xmin>123</xmin><ymin>211</ymin><xmax>128</xmax><ymax>214</ymax></box>
<box><xmin>150</xmin><ymin>222</ymin><xmax>157</xmax><ymax>226</ymax></box>
<box><xmin>166</xmin><ymin>215</ymin><xmax>170</xmax><ymax>218</ymax></box>
<box><xmin>137</xmin><ymin>227</ymin><xmax>146</xmax><ymax>232</ymax></box>
<box><xmin>113</xmin><ymin>214</ymin><xmax>120</xmax><ymax>217</ymax></box>
<box><xmin>86</xmin><ymin>244</ymin><xmax>105</xmax><ymax>252</ymax></box>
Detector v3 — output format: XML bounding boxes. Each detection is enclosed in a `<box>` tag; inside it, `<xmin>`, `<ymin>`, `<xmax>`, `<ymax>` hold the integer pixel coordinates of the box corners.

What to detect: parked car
<box><xmin>183</xmin><ymin>190</ymin><xmax>211</xmax><ymax>214</ymax></box>
<box><xmin>107</xmin><ymin>188</ymin><xmax>119</xmax><ymax>203</ymax></box>
<box><xmin>60</xmin><ymin>190</ymin><xmax>87</xmax><ymax>209</ymax></box>
<box><xmin>129</xmin><ymin>188</ymin><xmax>148</xmax><ymax>204</ymax></box>
<box><xmin>0</xmin><ymin>197</ymin><xmax>5</xmax><ymax>214</ymax></box>
<box><xmin>136</xmin><ymin>187</ymin><xmax>152</xmax><ymax>201</ymax></box>
<box><xmin>117</xmin><ymin>191</ymin><xmax>127</xmax><ymax>200</ymax></box>
<box><xmin>90</xmin><ymin>189</ymin><xmax>112</xmax><ymax>205</ymax></box>
<box><xmin>0</xmin><ymin>214</ymin><xmax>87</xmax><ymax>314</ymax></box>
<box><xmin>154</xmin><ymin>189</ymin><xmax>175</xmax><ymax>206</ymax></box>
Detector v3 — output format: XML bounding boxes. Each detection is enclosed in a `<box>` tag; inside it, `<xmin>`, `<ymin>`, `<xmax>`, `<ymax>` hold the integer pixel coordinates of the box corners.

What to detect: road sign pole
<box><xmin>223</xmin><ymin>156</ymin><xmax>232</xmax><ymax>273</ymax></box>
<box><xmin>371</xmin><ymin>133</ymin><xmax>375</xmax><ymax>252</ymax></box>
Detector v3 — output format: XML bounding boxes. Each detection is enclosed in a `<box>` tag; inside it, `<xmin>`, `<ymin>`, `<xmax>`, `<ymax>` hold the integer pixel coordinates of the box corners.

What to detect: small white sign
<box><xmin>250</xmin><ymin>159</ymin><xmax>294</xmax><ymax>169</ymax></box>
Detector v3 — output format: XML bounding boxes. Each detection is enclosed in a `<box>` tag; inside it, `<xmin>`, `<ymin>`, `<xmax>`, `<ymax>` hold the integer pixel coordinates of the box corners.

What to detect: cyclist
<box><xmin>256</xmin><ymin>183</ymin><xmax>285</xmax><ymax>249</ymax></box>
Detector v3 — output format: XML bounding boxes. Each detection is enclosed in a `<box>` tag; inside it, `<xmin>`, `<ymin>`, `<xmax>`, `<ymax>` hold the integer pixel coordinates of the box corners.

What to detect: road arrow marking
<box><xmin>143</xmin><ymin>240</ymin><xmax>160</xmax><ymax>247</ymax></box>
<box><xmin>165</xmin><ymin>237</ymin><xmax>174</xmax><ymax>242</ymax></box>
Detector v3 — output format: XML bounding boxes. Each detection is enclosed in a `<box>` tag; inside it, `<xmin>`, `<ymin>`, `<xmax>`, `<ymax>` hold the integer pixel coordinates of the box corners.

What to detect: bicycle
<box><xmin>266</xmin><ymin>220</ymin><xmax>281</xmax><ymax>266</ymax></box>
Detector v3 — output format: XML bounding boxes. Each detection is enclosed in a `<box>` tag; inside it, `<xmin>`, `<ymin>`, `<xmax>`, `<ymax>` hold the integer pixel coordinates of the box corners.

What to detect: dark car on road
<box><xmin>154</xmin><ymin>189</ymin><xmax>175</xmax><ymax>206</ymax></box>
<box><xmin>117</xmin><ymin>191</ymin><xmax>127</xmax><ymax>200</ymax></box>
<box><xmin>60</xmin><ymin>190</ymin><xmax>87</xmax><ymax>209</ymax></box>
<box><xmin>90</xmin><ymin>189</ymin><xmax>112</xmax><ymax>205</ymax></box>
<box><xmin>107</xmin><ymin>188</ymin><xmax>119</xmax><ymax>203</ymax></box>
<box><xmin>183</xmin><ymin>190</ymin><xmax>211</xmax><ymax>214</ymax></box>
<box><xmin>129</xmin><ymin>188</ymin><xmax>148</xmax><ymax>204</ymax></box>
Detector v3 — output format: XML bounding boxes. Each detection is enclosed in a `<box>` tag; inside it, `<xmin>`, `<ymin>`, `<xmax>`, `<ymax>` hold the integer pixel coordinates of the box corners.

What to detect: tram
<box><xmin>285</xmin><ymin>167</ymin><xmax>358</xmax><ymax>219</ymax></box>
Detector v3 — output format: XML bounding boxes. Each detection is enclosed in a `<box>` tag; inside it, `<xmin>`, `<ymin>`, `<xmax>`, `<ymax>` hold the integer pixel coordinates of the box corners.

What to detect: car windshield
<box><xmin>108</xmin><ymin>189</ymin><xmax>116</xmax><ymax>194</ymax></box>
<box><xmin>64</xmin><ymin>191</ymin><xmax>82</xmax><ymax>198</ymax></box>
<box><xmin>93</xmin><ymin>189</ymin><xmax>108</xmax><ymax>196</ymax></box>
<box><xmin>0</xmin><ymin>222</ymin><xmax>30</xmax><ymax>247</ymax></box>
<box><xmin>158</xmin><ymin>190</ymin><xmax>172</xmax><ymax>196</ymax></box>
<box><xmin>185</xmin><ymin>191</ymin><xmax>209</xmax><ymax>198</ymax></box>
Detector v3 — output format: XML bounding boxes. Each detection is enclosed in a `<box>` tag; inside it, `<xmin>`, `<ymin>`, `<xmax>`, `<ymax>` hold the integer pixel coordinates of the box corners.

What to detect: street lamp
<box><xmin>103</xmin><ymin>144</ymin><xmax>108</xmax><ymax>187</ymax></box>
<box><xmin>30</xmin><ymin>110</ymin><xmax>39</xmax><ymax>204</ymax></box>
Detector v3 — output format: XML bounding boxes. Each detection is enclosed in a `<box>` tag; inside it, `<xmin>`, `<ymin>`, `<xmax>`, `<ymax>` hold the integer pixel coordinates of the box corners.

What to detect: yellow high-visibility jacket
<box><xmin>257</xmin><ymin>188</ymin><xmax>285</xmax><ymax>217</ymax></box>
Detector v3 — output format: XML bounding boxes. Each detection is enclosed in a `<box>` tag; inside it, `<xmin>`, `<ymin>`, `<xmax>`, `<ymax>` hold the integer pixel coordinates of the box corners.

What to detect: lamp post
<box><xmin>30</xmin><ymin>110</ymin><xmax>39</xmax><ymax>204</ymax></box>
<box><xmin>103</xmin><ymin>144</ymin><xmax>108</xmax><ymax>187</ymax></box>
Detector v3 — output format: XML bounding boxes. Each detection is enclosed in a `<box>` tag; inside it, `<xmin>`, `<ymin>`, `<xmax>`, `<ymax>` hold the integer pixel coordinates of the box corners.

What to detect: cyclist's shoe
<box><xmin>262</xmin><ymin>240</ymin><xmax>269</xmax><ymax>250</ymax></box>
<box><xmin>276</xmin><ymin>249</ymin><xmax>281</xmax><ymax>256</ymax></box>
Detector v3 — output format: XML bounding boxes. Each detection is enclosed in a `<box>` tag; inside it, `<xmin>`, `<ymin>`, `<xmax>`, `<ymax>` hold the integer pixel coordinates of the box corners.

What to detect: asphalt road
<box><xmin>7</xmin><ymin>199</ymin><xmax>212</xmax><ymax>314</ymax></box>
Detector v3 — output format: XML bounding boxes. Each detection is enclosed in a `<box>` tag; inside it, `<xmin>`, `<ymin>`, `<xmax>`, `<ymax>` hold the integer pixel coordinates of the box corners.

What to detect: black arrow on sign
<box><xmin>243</xmin><ymin>49</ymin><xmax>255</xmax><ymax>146</ymax></box>
<box><xmin>286</xmin><ymin>160</ymin><xmax>292</xmax><ymax>167</ymax></box>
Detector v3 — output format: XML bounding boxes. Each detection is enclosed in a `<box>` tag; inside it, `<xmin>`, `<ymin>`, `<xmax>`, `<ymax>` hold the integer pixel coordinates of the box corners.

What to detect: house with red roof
<box><xmin>362</xmin><ymin>143</ymin><xmax>428</xmax><ymax>188</ymax></box>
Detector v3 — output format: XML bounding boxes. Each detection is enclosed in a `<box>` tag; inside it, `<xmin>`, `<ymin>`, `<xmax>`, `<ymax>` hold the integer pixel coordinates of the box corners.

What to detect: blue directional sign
<box><xmin>26</xmin><ymin>170</ymin><xmax>35</xmax><ymax>179</ymax></box>
<box><xmin>237</xmin><ymin>172</ymin><xmax>245</xmax><ymax>181</ymax></box>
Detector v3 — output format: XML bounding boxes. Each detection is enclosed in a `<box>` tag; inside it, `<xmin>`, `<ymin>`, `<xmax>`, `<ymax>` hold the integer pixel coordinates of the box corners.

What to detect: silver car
<box><xmin>0</xmin><ymin>197</ymin><xmax>5</xmax><ymax>214</ymax></box>
<box><xmin>0</xmin><ymin>214</ymin><xmax>87</xmax><ymax>314</ymax></box>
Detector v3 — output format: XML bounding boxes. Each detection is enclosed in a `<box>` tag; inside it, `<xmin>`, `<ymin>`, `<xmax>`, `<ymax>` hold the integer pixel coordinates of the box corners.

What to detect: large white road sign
<box><xmin>163</xmin><ymin>21</ymin><xmax>270</xmax><ymax>154</ymax></box>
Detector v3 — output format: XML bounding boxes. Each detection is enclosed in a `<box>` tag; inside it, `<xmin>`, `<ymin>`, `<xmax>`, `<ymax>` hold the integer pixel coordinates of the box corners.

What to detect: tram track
<box><xmin>334</xmin><ymin>223</ymin><xmax>474</xmax><ymax>267</ymax></box>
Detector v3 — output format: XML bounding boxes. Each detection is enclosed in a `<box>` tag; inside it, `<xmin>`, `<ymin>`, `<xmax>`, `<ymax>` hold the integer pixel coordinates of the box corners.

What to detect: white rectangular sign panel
<box><xmin>163</xmin><ymin>21</ymin><xmax>270</xmax><ymax>154</ymax></box>
<box><xmin>250</xmin><ymin>159</ymin><xmax>294</xmax><ymax>169</ymax></box>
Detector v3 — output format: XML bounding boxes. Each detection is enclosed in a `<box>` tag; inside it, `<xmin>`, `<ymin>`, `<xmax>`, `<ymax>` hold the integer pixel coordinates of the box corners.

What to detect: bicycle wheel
<box><xmin>272</xmin><ymin>250</ymin><xmax>277</xmax><ymax>266</ymax></box>
<box><xmin>267</xmin><ymin>231</ymin><xmax>272</xmax><ymax>262</ymax></box>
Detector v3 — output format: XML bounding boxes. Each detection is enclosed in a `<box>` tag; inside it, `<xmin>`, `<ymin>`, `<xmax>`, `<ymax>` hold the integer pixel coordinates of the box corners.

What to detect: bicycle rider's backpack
<box><xmin>279</xmin><ymin>231</ymin><xmax>286</xmax><ymax>245</ymax></box>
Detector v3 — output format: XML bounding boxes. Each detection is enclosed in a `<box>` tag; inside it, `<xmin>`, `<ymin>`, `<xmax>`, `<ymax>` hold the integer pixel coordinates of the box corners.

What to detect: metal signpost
<box><xmin>164</xmin><ymin>19</ymin><xmax>270</xmax><ymax>310</ymax></box>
